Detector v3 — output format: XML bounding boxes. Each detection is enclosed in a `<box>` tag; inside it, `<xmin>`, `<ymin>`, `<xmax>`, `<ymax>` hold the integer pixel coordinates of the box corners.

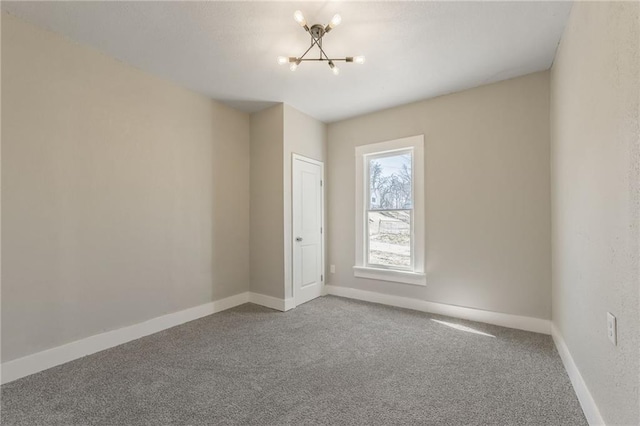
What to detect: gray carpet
<box><xmin>1</xmin><ymin>296</ymin><xmax>586</xmax><ymax>425</ymax></box>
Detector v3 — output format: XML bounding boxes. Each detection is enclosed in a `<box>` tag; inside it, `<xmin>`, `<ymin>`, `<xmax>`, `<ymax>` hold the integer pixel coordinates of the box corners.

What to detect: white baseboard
<box><xmin>284</xmin><ymin>297</ymin><xmax>296</xmax><ymax>311</ymax></box>
<box><xmin>1</xmin><ymin>292</ymin><xmax>251</xmax><ymax>385</ymax></box>
<box><xmin>249</xmin><ymin>292</ymin><xmax>295</xmax><ymax>312</ymax></box>
<box><xmin>1</xmin><ymin>290</ymin><xmax>300</xmax><ymax>385</ymax></box>
<box><xmin>1</xmin><ymin>287</ymin><xmax>554</xmax><ymax>388</ymax></box>
<box><xmin>325</xmin><ymin>285</ymin><xmax>550</xmax><ymax>335</ymax></box>
<box><xmin>551</xmin><ymin>324</ymin><xmax>605</xmax><ymax>426</ymax></box>
<box><xmin>213</xmin><ymin>292</ymin><xmax>250</xmax><ymax>312</ymax></box>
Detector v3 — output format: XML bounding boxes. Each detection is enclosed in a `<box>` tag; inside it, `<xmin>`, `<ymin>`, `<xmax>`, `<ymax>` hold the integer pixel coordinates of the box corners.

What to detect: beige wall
<box><xmin>1</xmin><ymin>14</ymin><xmax>250</xmax><ymax>362</ymax></box>
<box><xmin>327</xmin><ymin>72</ymin><xmax>551</xmax><ymax>319</ymax></box>
<box><xmin>249</xmin><ymin>105</ymin><xmax>285</xmax><ymax>299</ymax></box>
<box><xmin>550</xmin><ymin>2</ymin><xmax>640</xmax><ymax>424</ymax></box>
<box><xmin>283</xmin><ymin>105</ymin><xmax>327</xmax><ymax>300</ymax></box>
<box><xmin>249</xmin><ymin>104</ymin><xmax>327</xmax><ymax>301</ymax></box>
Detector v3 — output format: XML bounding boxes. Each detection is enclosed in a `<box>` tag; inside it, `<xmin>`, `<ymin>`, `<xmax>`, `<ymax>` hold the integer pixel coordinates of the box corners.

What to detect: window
<box><xmin>367</xmin><ymin>151</ymin><xmax>413</xmax><ymax>269</ymax></box>
<box><xmin>354</xmin><ymin>135</ymin><xmax>425</xmax><ymax>286</ymax></box>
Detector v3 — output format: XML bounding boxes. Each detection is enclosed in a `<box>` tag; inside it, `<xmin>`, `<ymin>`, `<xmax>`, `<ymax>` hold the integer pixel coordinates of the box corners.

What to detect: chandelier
<box><xmin>277</xmin><ymin>10</ymin><xmax>365</xmax><ymax>75</ymax></box>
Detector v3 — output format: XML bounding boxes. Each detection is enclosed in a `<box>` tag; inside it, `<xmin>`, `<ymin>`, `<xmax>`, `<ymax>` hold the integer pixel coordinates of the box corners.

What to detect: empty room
<box><xmin>1</xmin><ymin>1</ymin><xmax>638</xmax><ymax>425</ymax></box>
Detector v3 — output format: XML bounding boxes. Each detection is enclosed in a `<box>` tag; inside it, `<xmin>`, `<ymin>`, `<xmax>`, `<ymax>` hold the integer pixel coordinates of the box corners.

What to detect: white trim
<box><xmin>284</xmin><ymin>297</ymin><xmax>296</xmax><ymax>311</ymax></box>
<box><xmin>355</xmin><ymin>135</ymin><xmax>425</xmax><ymax>281</ymax></box>
<box><xmin>0</xmin><ymin>291</ymin><xmax>300</xmax><ymax>385</ymax></box>
<box><xmin>213</xmin><ymin>292</ymin><xmax>250</xmax><ymax>312</ymax></box>
<box><xmin>353</xmin><ymin>266</ymin><xmax>426</xmax><ymax>286</ymax></box>
<box><xmin>551</xmin><ymin>324</ymin><xmax>605</xmax><ymax>426</ymax></box>
<box><xmin>325</xmin><ymin>285</ymin><xmax>550</xmax><ymax>335</ymax></box>
<box><xmin>249</xmin><ymin>292</ymin><xmax>295</xmax><ymax>312</ymax></box>
<box><xmin>291</xmin><ymin>153</ymin><xmax>324</xmax><ymax>167</ymax></box>
<box><xmin>0</xmin><ymin>292</ymin><xmax>251</xmax><ymax>385</ymax></box>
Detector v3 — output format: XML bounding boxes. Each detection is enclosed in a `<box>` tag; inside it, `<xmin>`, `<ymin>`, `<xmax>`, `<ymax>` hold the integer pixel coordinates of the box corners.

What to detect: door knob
<box><xmin>296</xmin><ymin>237</ymin><xmax>303</xmax><ymax>242</ymax></box>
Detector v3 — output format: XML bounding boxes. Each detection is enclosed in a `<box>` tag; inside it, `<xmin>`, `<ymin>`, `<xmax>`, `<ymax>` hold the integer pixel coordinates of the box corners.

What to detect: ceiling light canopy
<box><xmin>278</xmin><ymin>11</ymin><xmax>364</xmax><ymax>76</ymax></box>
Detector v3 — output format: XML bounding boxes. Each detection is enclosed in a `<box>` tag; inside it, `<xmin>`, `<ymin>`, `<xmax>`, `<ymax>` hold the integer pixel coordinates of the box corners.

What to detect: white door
<box><xmin>292</xmin><ymin>155</ymin><xmax>324</xmax><ymax>306</ymax></box>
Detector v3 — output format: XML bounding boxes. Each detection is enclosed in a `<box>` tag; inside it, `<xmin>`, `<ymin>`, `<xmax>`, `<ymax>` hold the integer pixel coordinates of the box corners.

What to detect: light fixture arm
<box><xmin>306</xmin><ymin>25</ymin><xmax>331</xmax><ymax>62</ymax></box>
<box><xmin>293</xmin><ymin>27</ymin><xmax>329</xmax><ymax>62</ymax></box>
<box><xmin>297</xmin><ymin>58</ymin><xmax>356</xmax><ymax>62</ymax></box>
<box><xmin>297</xmin><ymin>37</ymin><xmax>320</xmax><ymax>62</ymax></box>
<box><xmin>279</xmin><ymin>12</ymin><xmax>364</xmax><ymax>75</ymax></box>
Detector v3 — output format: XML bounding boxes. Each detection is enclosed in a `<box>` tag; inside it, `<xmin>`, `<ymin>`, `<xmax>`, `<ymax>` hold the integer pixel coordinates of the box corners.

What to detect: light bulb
<box><xmin>329</xmin><ymin>61</ymin><xmax>339</xmax><ymax>75</ymax></box>
<box><xmin>293</xmin><ymin>10</ymin><xmax>306</xmax><ymax>26</ymax></box>
<box><xmin>330</xmin><ymin>14</ymin><xmax>342</xmax><ymax>27</ymax></box>
<box><xmin>277</xmin><ymin>56</ymin><xmax>288</xmax><ymax>65</ymax></box>
<box><xmin>290</xmin><ymin>62</ymin><xmax>298</xmax><ymax>72</ymax></box>
<box><xmin>354</xmin><ymin>55</ymin><xmax>365</xmax><ymax>64</ymax></box>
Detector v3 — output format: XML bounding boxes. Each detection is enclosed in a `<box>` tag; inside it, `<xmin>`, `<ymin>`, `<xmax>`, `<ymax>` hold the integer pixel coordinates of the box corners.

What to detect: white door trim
<box><xmin>291</xmin><ymin>153</ymin><xmax>325</xmax><ymax>308</ymax></box>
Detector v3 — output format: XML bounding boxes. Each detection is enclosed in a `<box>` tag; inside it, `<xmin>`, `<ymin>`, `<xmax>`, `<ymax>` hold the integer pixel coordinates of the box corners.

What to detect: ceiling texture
<box><xmin>2</xmin><ymin>1</ymin><xmax>572</xmax><ymax>122</ymax></box>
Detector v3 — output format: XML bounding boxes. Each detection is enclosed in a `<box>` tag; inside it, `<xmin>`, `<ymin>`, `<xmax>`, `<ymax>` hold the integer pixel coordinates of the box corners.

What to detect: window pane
<box><xmin>368</xmin><ymin>210</ymin><xmax>411</xmax><ymax>268</ymax></box>
<box><xmin>369</xmin><ymin>152</ymin><xmax>412</xmax><ymax>210</ymax></box>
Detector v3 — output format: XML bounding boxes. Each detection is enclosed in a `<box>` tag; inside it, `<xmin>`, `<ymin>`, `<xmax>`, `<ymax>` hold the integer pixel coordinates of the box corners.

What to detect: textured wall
<box><xmin>1</xmin><ymin>14</ymin><xmax>250</xmax><ymax>362</ymax></box>
<box><xmin>327</xmin><ymin>72</ymin><xmax>551</xmax><ymax>319</ymax></box>
<box><xmin>550</xmin><ymin>2</ymin><xmax>640</xmax><ymax>424</ymax></box>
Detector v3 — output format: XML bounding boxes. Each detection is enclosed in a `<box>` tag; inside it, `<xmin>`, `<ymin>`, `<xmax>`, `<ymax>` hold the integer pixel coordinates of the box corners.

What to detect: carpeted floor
<box><xmin>1</xmin><ymin>296</ymin><xmax>586</xmax><ymax>425</ymax></box>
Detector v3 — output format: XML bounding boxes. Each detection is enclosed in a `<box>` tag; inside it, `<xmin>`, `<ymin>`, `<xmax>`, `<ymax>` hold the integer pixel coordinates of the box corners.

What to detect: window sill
<box><xmin>353</xmin><ymin>266</ymin><xmax>426</xmax><ymax>286</ymax></box>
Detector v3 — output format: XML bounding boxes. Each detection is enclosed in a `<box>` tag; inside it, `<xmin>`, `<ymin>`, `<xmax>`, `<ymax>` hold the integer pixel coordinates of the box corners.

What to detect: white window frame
<box><xmin>354</xmin><ymin>135</ymin><xmax>426</xmax><ymax>286</ymax></box>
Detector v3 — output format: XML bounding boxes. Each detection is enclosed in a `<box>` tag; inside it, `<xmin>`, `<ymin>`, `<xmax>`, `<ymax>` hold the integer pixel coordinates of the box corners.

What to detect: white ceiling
<box><xmin>2</xmin><ymin>1</ymin><xmax>572</xmax><ymax>122</ymax></box>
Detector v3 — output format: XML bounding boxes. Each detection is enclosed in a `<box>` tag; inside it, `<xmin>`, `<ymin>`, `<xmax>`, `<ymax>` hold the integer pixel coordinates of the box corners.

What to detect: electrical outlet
<box><xmin>330</xmin><ymin>265</ymin><xmax>335</xmax><ymax>273</ymax></box>
<box><xmin>607</xmin><ymin>312</ymin><xmax>617</xmax><ymax>346</ymax></box>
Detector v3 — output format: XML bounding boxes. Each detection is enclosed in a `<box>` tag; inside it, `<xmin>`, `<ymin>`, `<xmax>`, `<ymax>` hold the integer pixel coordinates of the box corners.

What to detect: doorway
<box><xmin>292</xmin><ymin>154</ymin><xmax>324</xmax><ymax>307</ymax></box>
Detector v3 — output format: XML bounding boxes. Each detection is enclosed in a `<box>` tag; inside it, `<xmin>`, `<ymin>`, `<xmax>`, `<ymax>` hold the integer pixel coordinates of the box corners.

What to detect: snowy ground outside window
<box><xmin>368</xmin><ymin>210</ymin><xmax>410</xmax><ymax>267</ymax></box>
